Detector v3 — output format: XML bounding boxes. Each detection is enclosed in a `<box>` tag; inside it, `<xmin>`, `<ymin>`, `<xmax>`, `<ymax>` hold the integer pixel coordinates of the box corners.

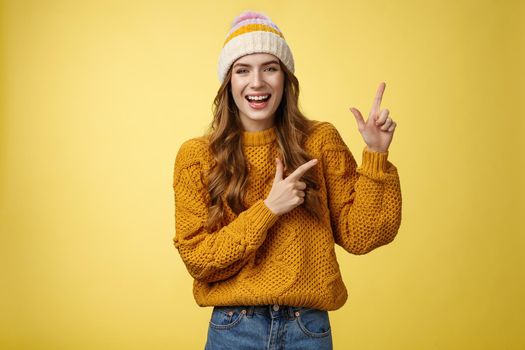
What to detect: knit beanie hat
<box><xmin>217</xmin><ymin>10</ymin><xmax>295</xmax><ymax>84</ymax></box>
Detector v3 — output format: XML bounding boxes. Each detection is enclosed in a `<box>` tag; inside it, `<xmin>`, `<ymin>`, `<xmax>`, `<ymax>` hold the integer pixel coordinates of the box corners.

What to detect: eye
<box><xmin>265</xmin><ymin>66</ymin><xmax>278</xmax><ymax>71</ymax></box>
<box><xmin>236</xmin><ymin>69</ymin><xmax>248</xmax><ymax>74</ymax></box>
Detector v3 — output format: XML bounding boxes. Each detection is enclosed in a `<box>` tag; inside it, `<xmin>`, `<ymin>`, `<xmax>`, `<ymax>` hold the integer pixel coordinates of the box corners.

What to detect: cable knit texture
<box><xmin>172</xmin><ymin>120</ymin><xmax>402</xmax><ymax>311</ymax></box>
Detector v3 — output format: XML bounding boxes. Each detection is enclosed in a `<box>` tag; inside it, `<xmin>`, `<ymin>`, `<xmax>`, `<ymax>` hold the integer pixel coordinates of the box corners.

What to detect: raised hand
<box><xmin>263</xmin><ymin>158</ymin><xmax>318</xmax><ymax>216</ymax></box>
<box><xmin>349</xmin><ymin>82</ymin><xmax>397</xmax><ymax>153</ymax></box>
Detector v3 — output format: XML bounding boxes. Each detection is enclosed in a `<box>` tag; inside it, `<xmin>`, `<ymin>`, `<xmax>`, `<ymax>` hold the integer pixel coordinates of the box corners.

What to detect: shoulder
<box><xmin>175</xmin><ymin>136</ymin><xmax>210</xmax><ymax>166</ymax></box>
<box><xmin>173</xmin><ymin>135</ymin><xmax>212</xmax><ymax>183</ymax></box>
<box><xmin>306</xmin><ymin>119</ymin><xmax>348</xmax><ymax>152</ymax></box>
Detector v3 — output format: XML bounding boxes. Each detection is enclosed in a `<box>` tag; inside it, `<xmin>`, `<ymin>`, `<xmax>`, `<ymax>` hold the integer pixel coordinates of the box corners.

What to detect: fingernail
<box><xmin>312</xmin><ymin>159</ymin><xmax>318</xmax><ymax>163</ymax></box>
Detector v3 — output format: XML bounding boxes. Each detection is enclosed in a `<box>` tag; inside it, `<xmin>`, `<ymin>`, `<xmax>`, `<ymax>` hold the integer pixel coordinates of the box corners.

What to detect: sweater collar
<box><xmin>242</xmin><ymin>126</ymin><xmax>277</xmax><ymax>146</ymax></box>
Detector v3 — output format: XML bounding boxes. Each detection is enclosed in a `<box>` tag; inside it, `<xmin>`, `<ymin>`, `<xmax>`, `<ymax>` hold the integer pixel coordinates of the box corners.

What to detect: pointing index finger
<box><xmin>286</xmin><ymin>159</ymin><xmax>318</xmax><ymax>182</ymax></box>
<box><xmin>371</xmin><ymin>82</ymin><xmax>386</xmax><ymax>115</ymax></box>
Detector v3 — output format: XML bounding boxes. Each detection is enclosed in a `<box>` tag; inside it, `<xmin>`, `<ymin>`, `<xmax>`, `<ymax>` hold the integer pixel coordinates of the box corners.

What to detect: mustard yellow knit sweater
<box><xmin>172</xmin><ymin>121</ymin><xmax>402</xmax><ymax>311</ymax></box>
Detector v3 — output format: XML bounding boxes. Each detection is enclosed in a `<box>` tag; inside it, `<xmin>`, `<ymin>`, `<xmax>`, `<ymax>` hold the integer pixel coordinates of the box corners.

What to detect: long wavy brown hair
<box><xmin>204</xmin><ymin>59</ymin><xmax>324</xmax><ymax>232</ymax></box>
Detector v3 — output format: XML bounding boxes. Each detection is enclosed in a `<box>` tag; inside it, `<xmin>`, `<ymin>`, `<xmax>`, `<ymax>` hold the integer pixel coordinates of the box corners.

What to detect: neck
<box><xmin>239</xmin><ymin>115</ymin><xmax>275</xmax><ymax>132</ymax></box>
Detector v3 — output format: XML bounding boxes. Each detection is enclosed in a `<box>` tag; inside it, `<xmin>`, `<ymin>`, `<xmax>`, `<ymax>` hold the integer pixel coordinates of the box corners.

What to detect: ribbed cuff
<box><xmin>244</xmin><ymin>199</ymin><xmax>280</xmax><ymax>246</ymax></box>
<box><xmin>357</xmin><ymin>147</ymin><xmax>389</xmax><ymax>179</ymax></box>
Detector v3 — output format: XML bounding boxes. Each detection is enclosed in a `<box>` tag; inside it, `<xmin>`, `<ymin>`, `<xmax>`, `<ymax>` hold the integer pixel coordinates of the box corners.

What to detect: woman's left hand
<box><xmin>349</xmin><ymin>82</ymin><xmax>397</xmax><ymax>153</ymax></box>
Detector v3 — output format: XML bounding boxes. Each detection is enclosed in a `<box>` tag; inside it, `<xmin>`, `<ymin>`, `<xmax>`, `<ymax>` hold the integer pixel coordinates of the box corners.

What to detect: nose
<box><xmin>250</xmin><ymin>70</ymin><xmax>264</xmax><ymax>88</ymax></box>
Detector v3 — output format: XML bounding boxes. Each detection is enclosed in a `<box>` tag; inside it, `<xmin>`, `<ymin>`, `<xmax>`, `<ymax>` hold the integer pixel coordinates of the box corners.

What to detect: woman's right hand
<box><xmin>263</xmin><ymin>158</ymin><xmax>318</xmax><ymax>216</ymax></box>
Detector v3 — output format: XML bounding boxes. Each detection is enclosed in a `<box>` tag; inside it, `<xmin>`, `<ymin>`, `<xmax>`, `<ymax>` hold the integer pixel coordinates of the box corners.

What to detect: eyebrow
<box><xmin>233</xmin><ymin>60</ymin><xmax>280</xmax><ymax>68</ymax></box>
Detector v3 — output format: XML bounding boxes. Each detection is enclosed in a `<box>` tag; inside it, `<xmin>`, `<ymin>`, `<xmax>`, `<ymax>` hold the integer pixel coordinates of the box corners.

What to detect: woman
<box><xmin>172</xmin><ymin>10</ymin><xmax>402</xmax><ymax>350</ymax></box>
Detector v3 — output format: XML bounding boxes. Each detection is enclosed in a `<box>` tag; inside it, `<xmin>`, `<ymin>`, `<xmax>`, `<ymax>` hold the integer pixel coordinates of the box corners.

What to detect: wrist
<box><xmin>366</xmin><ymin>145</ymin><xmax>387</xmax><ymax>153</ymax></box>
<box><xmin>263</xmin><ymin>199</ymin><xmax>278</xmax><ymax>215</ymax></box>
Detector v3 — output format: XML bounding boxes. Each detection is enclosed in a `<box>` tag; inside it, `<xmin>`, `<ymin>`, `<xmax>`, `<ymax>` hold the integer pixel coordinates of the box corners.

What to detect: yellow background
<box><xmin>1</xmin><ymin>0</ymin><xmax>524</xmax><ymax>349</ymax></box>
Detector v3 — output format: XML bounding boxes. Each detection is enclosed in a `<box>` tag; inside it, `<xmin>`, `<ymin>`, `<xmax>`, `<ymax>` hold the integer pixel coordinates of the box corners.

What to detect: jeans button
<box><xmin>273</xmin><ymin>304</ymin><xmax>279</xmax><ymax>311</ymax></box>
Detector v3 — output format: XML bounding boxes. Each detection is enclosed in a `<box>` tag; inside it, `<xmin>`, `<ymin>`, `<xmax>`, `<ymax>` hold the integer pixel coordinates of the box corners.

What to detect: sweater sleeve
<box><xmin>321</xmin><ymin>123</ymin><xmax>402</xmax><ymax>255</ymax></box>
<box><xmin>172</xmin><ymin>140</ymin><xmax>279</xmax><ymax>283</ymax></box>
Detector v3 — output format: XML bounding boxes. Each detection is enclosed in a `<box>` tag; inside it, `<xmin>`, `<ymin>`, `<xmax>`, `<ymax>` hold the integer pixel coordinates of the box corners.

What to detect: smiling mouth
<box><xmin>245</xmin><ymin>94</ymin><xmax>271</xmax><ymax>102</ymax></box>
<box><xmin>245</xmin><ymin>94</ymin><xmax>271</xmax><ymax>109</ymax></box>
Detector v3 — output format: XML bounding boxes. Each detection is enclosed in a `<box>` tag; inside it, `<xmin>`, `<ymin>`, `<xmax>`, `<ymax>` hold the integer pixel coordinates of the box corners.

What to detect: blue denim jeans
<box><xmin>204</xmin><ymin>304</ymin><xmax>333</xmax><ymax>350</ymax></box>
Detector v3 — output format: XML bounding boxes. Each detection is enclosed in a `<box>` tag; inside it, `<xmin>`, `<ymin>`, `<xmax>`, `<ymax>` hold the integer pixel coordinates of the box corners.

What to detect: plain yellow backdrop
<box><xmin>1</xmin><ymin>0</ymin><xmax>524</xmax><ymax>349</ymax></box>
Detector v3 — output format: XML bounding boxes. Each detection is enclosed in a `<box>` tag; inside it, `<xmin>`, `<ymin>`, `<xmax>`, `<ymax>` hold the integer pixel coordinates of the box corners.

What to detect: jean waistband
<box><xmin>213</xmin><ymin>304</ymin><xmax>305</xmax><ymax>319</ymax></box>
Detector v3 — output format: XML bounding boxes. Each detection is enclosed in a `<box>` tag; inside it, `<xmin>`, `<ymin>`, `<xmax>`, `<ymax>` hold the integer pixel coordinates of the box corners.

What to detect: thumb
<box><xmin>350</xmin><ymin>107</ymin><xmax>365</xmax><ymax>130</ymax></box>
<box><xmin>274</xmin><ymin>158</ymin><xmax>283</xmax><ymax>183</ymax></box>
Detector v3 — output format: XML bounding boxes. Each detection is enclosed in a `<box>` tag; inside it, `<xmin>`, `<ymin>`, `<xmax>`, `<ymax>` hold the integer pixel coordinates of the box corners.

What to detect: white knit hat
<box><xmin>217</xmin><ymin>10</ymin><xmax>295</xmax><ymax>84</ymax></box>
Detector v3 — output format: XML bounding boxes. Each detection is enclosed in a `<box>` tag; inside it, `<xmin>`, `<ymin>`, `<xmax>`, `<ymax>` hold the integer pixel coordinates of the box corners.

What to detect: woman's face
<box><xmin>230</xmin><ymin>53</ymin><xmax>285</xmax><ymax>132</ymax></box>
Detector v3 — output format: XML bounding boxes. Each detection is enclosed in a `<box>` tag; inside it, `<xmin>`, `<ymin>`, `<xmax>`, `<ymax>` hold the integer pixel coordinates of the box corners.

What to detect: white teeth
<box><xmin>247</xmin><ymin>95</ymin><xmax>269</xmax><ymax>101</ymax></box>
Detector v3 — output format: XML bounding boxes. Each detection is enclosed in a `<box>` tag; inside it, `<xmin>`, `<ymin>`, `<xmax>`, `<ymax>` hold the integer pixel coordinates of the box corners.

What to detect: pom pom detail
<box><xmin>231</xmin><ymin>10</ymin><xmax>271</xmax><ymax>28</ymax></box>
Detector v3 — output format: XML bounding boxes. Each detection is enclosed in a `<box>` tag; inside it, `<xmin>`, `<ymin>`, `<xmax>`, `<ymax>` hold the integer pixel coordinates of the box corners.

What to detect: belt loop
<box><xmin>246</xmin><ymin>306</ymin><xmax>255</xmax><ymax>317</ymax></box>
<box><xmin>286</xmin><ymin>305</ymin><xmax>294</xmax><ymax>320</ymax></box>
